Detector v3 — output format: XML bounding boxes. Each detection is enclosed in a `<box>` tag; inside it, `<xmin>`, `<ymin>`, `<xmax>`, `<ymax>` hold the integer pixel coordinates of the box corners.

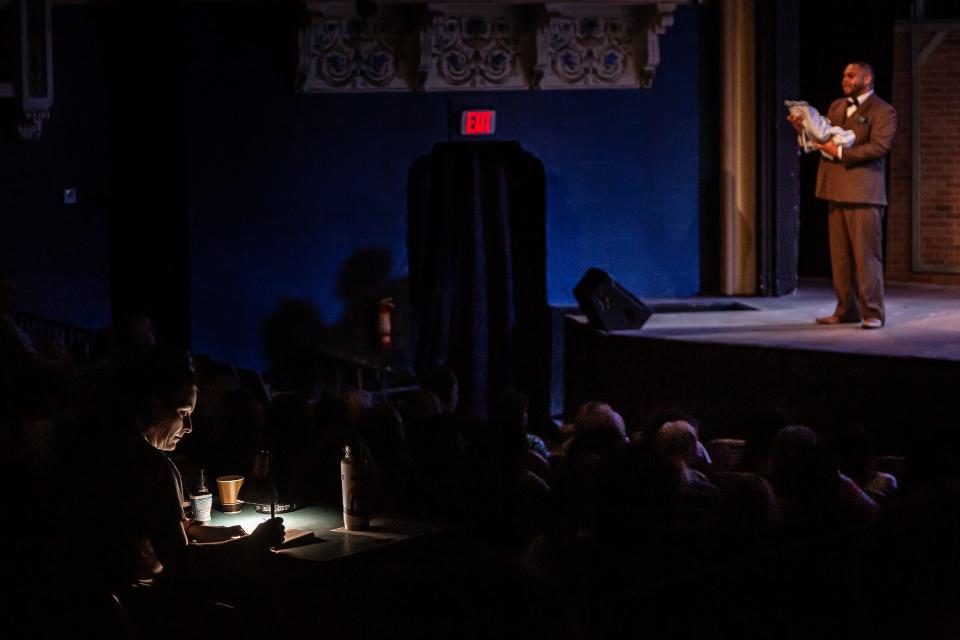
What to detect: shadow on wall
<box><xmin>327</xmin><ymin>247</ymin><xmax>411</xmax><ymax>370</ymax></box>
<box><xmin>258</xmin><ymin>248</ymin><xmax>411</xmax><ymax>392</ymax></box>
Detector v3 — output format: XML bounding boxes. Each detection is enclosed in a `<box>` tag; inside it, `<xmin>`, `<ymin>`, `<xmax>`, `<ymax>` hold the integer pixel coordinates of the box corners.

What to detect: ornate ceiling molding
<box><xmin>298</xmin><ymin>1</ymin><xmax>686</xmax><ymax>92</ymax></box>
<box><xmin>424</xmin><ymin>6</ymin><xmax>532</xmax><ymax>91</ymax></box>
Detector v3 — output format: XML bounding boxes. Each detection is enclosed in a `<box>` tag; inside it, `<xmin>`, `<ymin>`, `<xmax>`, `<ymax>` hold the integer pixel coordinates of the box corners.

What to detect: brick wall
<box><xmin>887</xmin><ymin>26</ymin><xmax>960</xmax><ymax>284</ymax></box>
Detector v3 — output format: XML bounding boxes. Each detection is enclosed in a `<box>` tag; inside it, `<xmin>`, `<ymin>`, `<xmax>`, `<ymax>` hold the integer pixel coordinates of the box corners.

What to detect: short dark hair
<box><xmin>849</xmin><ymin>61</ymin><xmax>875</xmax><ymax>87</ymax></box>
<box><xmin>120</xmin><ymin>348</ymin><xmax>197</xmax><ymax>432</ymax></box>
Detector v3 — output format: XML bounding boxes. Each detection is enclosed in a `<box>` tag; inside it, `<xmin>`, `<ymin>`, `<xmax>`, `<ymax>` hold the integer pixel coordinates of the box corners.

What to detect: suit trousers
<box><xmin>827</xmin><ymin>202</ymin><xmax>885</xmax><ymax>323</ymax></box>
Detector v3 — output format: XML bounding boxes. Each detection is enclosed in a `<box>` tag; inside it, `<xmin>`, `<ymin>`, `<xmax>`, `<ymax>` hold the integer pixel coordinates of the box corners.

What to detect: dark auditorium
<box><xmin>4</xmin><ymin>0</ymin><xmax>960</xmax><ymax>638</ymax></box>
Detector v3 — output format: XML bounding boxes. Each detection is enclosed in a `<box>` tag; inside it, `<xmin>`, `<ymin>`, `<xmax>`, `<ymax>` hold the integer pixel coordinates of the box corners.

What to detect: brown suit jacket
<box><xmin>815</xmin><ymin>93</ymin><xmax>897</xmax><ymax>206</ymax></box>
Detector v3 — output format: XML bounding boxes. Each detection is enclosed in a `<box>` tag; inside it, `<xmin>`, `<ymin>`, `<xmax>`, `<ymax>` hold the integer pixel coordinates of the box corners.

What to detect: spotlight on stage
<box><xmin>573</xmin><ymin>268</ymin><xmax>652</xmax><ymax>331</ymax></box>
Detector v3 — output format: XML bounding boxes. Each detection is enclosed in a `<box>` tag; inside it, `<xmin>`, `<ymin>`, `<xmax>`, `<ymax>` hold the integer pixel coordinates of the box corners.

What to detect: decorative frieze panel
<box><xmin>424</xmin><ymin>11</ymin><xmax>529</xmax><ymax>91</ymax></box>
<box><xmin>298</xmin><ymin>1</ymin><xmax>686</xmax><ymax>93</ymax></box>
<box><xmin>540</xmin><ymin>13</ymin><xmax>635</xmax><ymax>89</ymax></box>
<box><xmin>299</xmin><ymin>11</ymin><xmax>424</xmax><ymax>92</ymax></box>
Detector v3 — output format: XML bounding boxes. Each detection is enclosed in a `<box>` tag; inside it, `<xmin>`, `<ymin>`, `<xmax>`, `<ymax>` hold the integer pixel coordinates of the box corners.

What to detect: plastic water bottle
<box><xmin>340</xmin><ymin>446</ymin><xmax>369</xmax><ymax>531</ymax></box>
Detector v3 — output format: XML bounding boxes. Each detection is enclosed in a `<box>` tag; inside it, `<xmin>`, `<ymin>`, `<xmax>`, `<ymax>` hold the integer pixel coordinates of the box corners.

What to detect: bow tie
<box><xmin>847</xmin><ymin>97</ymin><xmax>858</xmax><ymax>107</ymax></box>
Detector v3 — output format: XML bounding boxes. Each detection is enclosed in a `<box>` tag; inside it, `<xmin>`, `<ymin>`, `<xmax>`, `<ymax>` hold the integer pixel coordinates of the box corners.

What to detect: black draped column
<box><xmin>407</xmin><ymin>142</ymin><xmax>548</xmax><ymax>421</ymax></box>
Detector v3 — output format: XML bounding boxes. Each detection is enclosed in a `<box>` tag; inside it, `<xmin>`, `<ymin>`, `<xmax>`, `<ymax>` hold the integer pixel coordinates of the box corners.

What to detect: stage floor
<box><xmin>601</xmin><ymin>277</ymin><xmax>960</xmax><ymax>362</ymax></box>
<box><xmin>562</xmin><ymin>278</ymin><xmax>960</xmax><ymax>440</ymax></box>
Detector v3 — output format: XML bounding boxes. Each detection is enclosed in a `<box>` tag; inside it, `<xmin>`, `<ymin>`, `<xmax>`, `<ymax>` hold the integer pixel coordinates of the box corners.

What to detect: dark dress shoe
<box><xmin>815</xmin><ymin>315</ymin><xmax>860</xmax><ymax>325</ymax></box>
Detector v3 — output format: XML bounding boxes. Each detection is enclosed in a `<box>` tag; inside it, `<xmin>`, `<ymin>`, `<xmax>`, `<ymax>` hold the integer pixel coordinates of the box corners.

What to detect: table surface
<box><xmin>208</xmin><ymin>504</ymin><xmax>447</xmax><ymax>563</ymax></box>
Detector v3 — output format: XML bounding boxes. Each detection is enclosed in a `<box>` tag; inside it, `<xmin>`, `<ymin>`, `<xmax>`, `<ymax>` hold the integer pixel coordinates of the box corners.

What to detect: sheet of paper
<box><xmin>272</xmin><ymin>528</ymin><xmax>318</xmax><ymax>550</ymax></box>
<box><xmin>329</xmin><ymin>526</ymin><xmax>409</xmax><ymax>541</ymax></box>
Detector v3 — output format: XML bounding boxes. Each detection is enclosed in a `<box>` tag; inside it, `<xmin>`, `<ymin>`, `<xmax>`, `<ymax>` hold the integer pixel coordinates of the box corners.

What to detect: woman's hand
<box><xmin>245</xmin><ymin>517</ymin><xmax>286</xmax><ymax>551</ymax></box>
<box><xmin>187</xmin><ymin>522</ymin><xmax>247</xmax><ymax>543</ymax></box>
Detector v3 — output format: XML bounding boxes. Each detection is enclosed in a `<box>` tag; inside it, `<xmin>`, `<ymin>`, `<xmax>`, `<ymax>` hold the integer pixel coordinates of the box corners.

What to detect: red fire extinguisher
<box><xmin>377</xmin><ymin>297</ymin><xmax>395</xmax><ymax>349</ymax></box>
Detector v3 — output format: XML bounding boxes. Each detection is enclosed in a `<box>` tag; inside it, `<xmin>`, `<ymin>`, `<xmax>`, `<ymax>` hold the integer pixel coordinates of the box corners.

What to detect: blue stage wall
<box><xmin>0</xmin><ymin>8</ymin><xmax>112</xmax><ymax>331</ymax></box>
<box><xmin>0</xmin><ymin>5</ymin><xmax>700</xmax><ymax>372</ymax></box>
<box><xmin>185</xmin><ymin>5</ymin><xmax>701</xmax><ymax>370</ymax></box>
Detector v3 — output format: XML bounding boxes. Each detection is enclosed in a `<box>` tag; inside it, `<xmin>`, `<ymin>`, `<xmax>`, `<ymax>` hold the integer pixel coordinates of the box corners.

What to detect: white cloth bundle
<box><xmin>785</xmin><ymin>99</ymin><xmax>856</xmax><ymax>159</ymax></box>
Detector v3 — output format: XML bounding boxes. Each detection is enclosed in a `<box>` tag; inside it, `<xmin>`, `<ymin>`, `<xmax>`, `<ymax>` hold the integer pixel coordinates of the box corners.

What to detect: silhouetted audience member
<box><xmin>343</xmin><ymin>387</ymin><xmax>373</xmax><ymax>425</ymax></box>
<box><xmin>526</xmin><ymin>432</ymin><xmax>550</xmax><ymax>460</ymax></box>
<box><xmin>85</xmin><ymin>312</ymin><xmax>158</xmax><ymax>368</ymax></box>
<box><xmin>654</xmin><ymin>420</ymin><xmax>714</xmax><ymax>486</ymax></box>
<box><xmin>187</xmin><ymin>388</ymin><xmax>264</xmax><ymax>484</ymax></box>
<box><xmin>710</xmin><ymin>471</ymin><xmax>781</xmax><ymax>547</ymax></box>
<box><xmin>568</xmin><ymin>401</ymin><xmax>628</xmax><ymax>446</ymax></box>
<box><xmin>259</xmin><ymin>298</ymin><xmax>328</xmax><ymax>394</ymax></box>
<box><xmin>264</xmin><ymin>393</ymin><xmax>318</xmax><ymax>503</ymax></box>
<box><xmin>461</xmin><ymin>391</ymin><xmax>553</xmax><ymax>549</ymax></box>
<box><xmin>314</xmin><ymin>388</ymin><xmax>356</xmax><ymax>430</ymax></box>
<box><xmin>401</xmin><ymin>385</ymin><xmax>466</xmax><ymax>518</ymax></box>
<box><xmin>89</xmin><ymin>326</ymin><xmax>118</xmax><ymax>363</ymax></box>
<box><xmin>592</xmin><ymin>438</ymin><xmax>672</xmax><ymax>548</ymax></box>
<box><xmin>770</xmin><ymin>425</ymin><xmax>877</xmax><ymax>532</ymax></box>
<box><xmin>115</xmin><ymin>312</ymin><xmax>157</xmax><ymax>358</ymax></box>
<box><xmin>487</xmin><ymin>391</ymin><xmax>551</xmax><ymax>483</ymax></box>
<box><xmin>312</xmin><ymin>390</ymin><xmax>364</xmax><ymax>506</ymax></box>
<box><xmin>192</xmin><ymin>358</ymin><xmax>240</xmax><ymax>424</ymax></box>
<box><xmin>829</xmin><ymin>421</ymin><xmax>898</xmax><ymax>503</ymax></box>
<box><xmin>184</xmin><ymin>359</ymin><xmax>241</xmax><ymax>468</ymax></box>
<box><xmin>644</xmin><ymin>407</ymin><xmax>714</xmax><ymax>473</ymax></box>
<box><xmin>863</xmin><ymin>425</ymin><xmax>960</xmax><ymax>639</ymax></box>
<box><xmin>422</xmin><ymin>366</ymin><xmax>459</xmax><ymax>414</ymax></box>
<box><xmin>394</xmin><ymin>387</ymin><xmax>442</xmax><ymax>425</ymax></box>
<box><xmin>358</xmin><ymin>404</ymin><xmax>414</xmax><ymax>513</ymax></box>
<box><xmin>652</xmin><ymin>420</ymin><xmax>720</xmax><ymax>536</ymax></box>
<box><xmin>553</xmin><ymin>401</ymin><xmax>629</xmax><ymax>535</ymax></box>
<box><xmin>738</xmin><ymin>409</ymin><xmax>789</xmax><ymax>477</ymax></box>
<box><xmin>641</xmin><ymin>407</ymin><xmax>701</xmax><ymax>443</ymax></box>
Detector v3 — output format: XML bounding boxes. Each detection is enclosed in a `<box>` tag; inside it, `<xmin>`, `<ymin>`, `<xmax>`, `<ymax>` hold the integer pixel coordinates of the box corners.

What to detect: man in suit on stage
<box><xmin>789</xmin><ymin>62</ymin><xmax>897</xmax><ymax>329</ymax></box>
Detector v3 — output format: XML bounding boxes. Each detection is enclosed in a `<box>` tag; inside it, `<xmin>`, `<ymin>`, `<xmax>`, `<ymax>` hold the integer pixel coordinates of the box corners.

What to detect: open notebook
<box><xmin>272</xmin><ymin>528</ymin><xmax>319</xmax><ymax>551</ymax></box>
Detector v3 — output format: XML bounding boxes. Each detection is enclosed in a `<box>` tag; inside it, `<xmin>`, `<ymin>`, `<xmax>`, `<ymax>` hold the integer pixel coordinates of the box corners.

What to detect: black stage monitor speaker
<box><xmin>573</xmin><ymin>268</ymin><xmax>652</xmax><ymax>331</ymax></box>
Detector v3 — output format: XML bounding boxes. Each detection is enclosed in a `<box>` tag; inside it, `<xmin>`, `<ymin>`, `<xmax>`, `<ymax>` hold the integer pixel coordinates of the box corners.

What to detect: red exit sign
<box><xmin>460</xmin><ymin>110</ymin><xmax>496</xmax><ymax>136</ymax></box>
